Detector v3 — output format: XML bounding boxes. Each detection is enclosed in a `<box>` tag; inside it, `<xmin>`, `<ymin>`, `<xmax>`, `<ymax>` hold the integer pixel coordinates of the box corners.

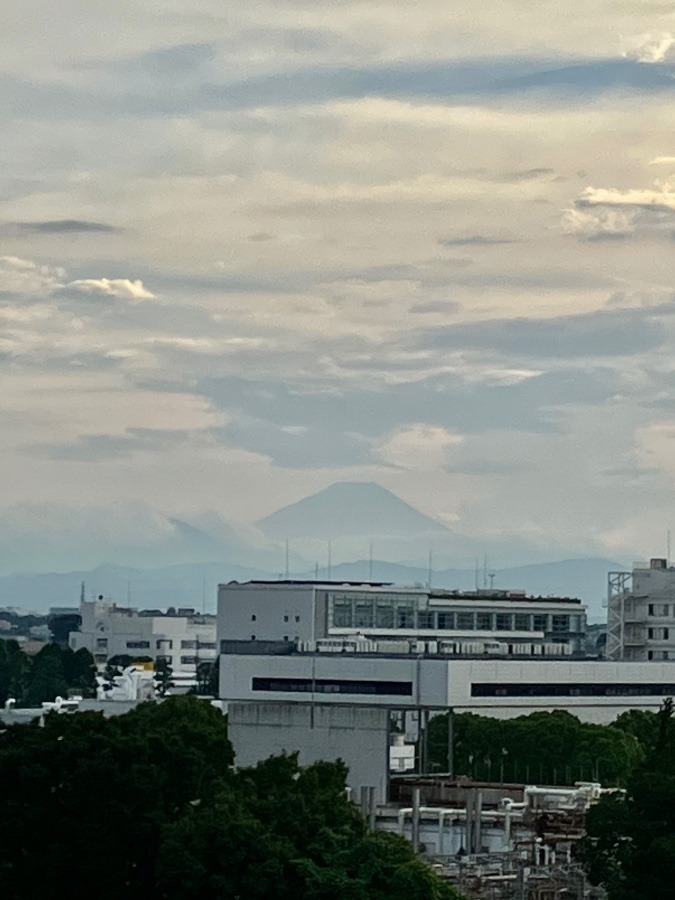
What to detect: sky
<box><xmin>1</xmin><ymin>1</ymin><xmax>675</xmax><ymax>568</ymax></box>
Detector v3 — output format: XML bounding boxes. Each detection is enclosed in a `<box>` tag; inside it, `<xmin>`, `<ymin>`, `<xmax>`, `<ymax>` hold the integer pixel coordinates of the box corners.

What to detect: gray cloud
<box><xmin>411</xmin><ymin>309</ymin><xmax>664</xmax><ymax>359</ymax></box>
<box><xmin>438</xmin><ymin>235</ymin><xmax>520</xmax><ymax>247</ymax></box>
<box><xmin>6</xmin><ymin>220</ymin><xmax>119</xmax><ymax>234</ymax></box>
<box><xmin>29</xmin><ymin>428</ymin><xmax>192</xmax><ymax>462</ymax></box>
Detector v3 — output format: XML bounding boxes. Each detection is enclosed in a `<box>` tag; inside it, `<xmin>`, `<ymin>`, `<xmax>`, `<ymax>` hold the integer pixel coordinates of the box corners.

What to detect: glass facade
<box><xmin>327</xmin><ymin>593</ymin><xmax>582</xmax><ymax>639</ymax></box>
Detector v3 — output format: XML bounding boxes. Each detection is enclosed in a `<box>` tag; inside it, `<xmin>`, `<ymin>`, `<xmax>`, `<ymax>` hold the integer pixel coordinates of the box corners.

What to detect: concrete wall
<box><xmin>229</xmin><ymin>701</ymin><xmax>390</xmax><ymax>801</ymax></box>
<box><xmin>218</xmin><ymin>584</ymin><xmax>317</xmax><ymax>644</ymax></box>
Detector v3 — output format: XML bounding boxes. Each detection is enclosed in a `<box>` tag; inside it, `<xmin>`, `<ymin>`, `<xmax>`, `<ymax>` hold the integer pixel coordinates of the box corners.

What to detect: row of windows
<box><xmin>251</xmin><ymin>677</ymin><xmax>413</xmax><ymax>696</ymax></box>
<box><xmin>472</xmin><ymin>682</ymin><xmax>675</xmax><ymax>698</ymax></box>
<box><xmin>648</xmin><ymin>605</ymin><xmax>672</xmax><ymax>617</ymax></box>
<box><xmin>648</xmin><ymin>628</ymin><xmax>670</xmax><ymax>641</ymax></box>
<box><xmin>331</xmin><ymin>600</ymin><xmax>576</xmax><ymax>634</ymax></box>
<box><xmin>648</xmin><ymin>651</ymin><xmax>670</xmax><ymax>661</ymax></box>
<box><xmin>250</xmin><ymin>614</ymin><xmax>301</xmax><ymax>623</ymax></box>
<box><xmin>119</xmin><ymin>639</ymin><xmax>213</xmax><ymax>650</ymax></box>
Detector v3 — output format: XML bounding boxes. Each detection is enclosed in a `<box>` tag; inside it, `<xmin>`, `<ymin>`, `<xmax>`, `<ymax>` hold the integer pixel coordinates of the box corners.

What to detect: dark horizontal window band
<box><xmin>472</xmin><ymin>683</ymin><xmax>675</xmax><ymax>698</ymax></box>
<box><xmin>251</xmin><ymin>677</ymin><xmax>413</xmax><ymax>696</ymax></box>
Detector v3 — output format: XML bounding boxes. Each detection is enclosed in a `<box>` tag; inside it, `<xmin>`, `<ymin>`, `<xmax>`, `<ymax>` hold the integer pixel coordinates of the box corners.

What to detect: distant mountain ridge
<box><xmin>0</xmin><ymin>556</ymin><xmax>625</xmax><ymax>620</ymax></box>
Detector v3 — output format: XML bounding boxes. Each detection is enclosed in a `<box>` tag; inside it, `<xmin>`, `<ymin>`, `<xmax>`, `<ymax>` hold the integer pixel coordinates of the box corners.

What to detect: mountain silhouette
<box><xmin>256</xmin><ymin>481</ymin><xmax>450</xmax><ymax>540</ymax></box>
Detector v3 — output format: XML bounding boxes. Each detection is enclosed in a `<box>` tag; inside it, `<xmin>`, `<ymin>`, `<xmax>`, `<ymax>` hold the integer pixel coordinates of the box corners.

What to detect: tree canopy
<box><xmin>0</xmin><ymin>695</ymin><xmax>462</xmax><ymax>900</ymax></box>
<box><xmin>577</xmin><ymin>700</ymin><xmax>675</xmax><ymax>899</ymax></box>
<box><xmin>0</xmin><ymin>641</ymin><xmax>96</xmax><ymax>707</ymax></box>
<box><xmin>427</xmin><ymin>709</ymin><xmax>645</xmax><ymax>786</ymax></box>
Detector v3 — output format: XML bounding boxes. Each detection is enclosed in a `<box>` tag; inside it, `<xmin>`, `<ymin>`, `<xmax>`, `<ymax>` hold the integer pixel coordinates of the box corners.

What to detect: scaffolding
<box><xmin>605</xmin><ymin>571</ymin><xmax>632</xmax><ymax>661</ymax></box>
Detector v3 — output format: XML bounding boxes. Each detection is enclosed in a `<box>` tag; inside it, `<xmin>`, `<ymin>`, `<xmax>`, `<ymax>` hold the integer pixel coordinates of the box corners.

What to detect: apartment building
<box><xmin>607</xmin><ymin>557</ymin><xmax>675</xmax><ymax>661</ymax></box>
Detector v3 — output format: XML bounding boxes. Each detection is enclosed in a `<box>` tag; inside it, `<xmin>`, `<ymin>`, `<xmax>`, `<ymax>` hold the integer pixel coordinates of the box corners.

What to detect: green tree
<box><xmin>0</xmin><ymin>639</ymin><xmax>31</xmax><ymax>705</ymax></box>
<box><xmin>154</xmin><ymin>656</ymin><xmax>174</xmax><ymax>697</ymax></box>
<box><xmin>62</xmin><ymin>647</ymin><xmax>97</xmax><ymax>697</ymax></box>
<box><xmin>578</xmin><ymin>699</ymin><xmax>675</xmax><ymax>899</ymax></box>
<box><xmin>22</xmin><ymin>644</ymin><xmax>68</xmax><ymax>707</ymax></box>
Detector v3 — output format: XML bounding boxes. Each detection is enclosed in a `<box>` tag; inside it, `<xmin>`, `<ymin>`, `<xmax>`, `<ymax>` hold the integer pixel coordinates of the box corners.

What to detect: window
<box><xmin>437</xmin><ymin>612</ymin><xmax>454</xmax><ymax>630</ymax></box>
<box><xmin>284</xmin><ymin>615</ymin><xmax>289</xmax><ymax>623</ymax></box>
<box><xmin>662</xmin><ymin>605</ymin><xmax>670</xmax><ymax>617</ymax></box>
<box><xmin>396</xmin><ymin>604</ymin><xmax>415</xmax><ymax>628</ymax></box>
<box><xmin>96</xmin><ymin>638</ymin><xmax>108</xmax><ymax>649</ymax></box>
<box><xmin>126</xmin><ymin>641</ymin><xmax>150</xmax><ymax>649</ymax></box>
<box><xmin>533</xmin><ymin>615</ymin><xmax>548</xmax><ymax>631</ymax></box>
<box><xmin>649</xmin><ymin>604</ymin><xmax>655</xmax><ymax>616</ymax></box>
<box><xmin>252</xmin><ymin>677</ymin><xmax>413</xmax><ymax>696</ymax></box>
<box><xmin>198</xmin><ymin>642</ymin><xmax>216</xmax><ymax>649</ymax></box>
<box><xmin>496</xmin><ymin>614</ymin><xmax>512</xmax><ymax>631</ymax></box>
<box><xmin>332</xmin><ymin>599</ymin><xmax>352</xmax><ymax>628</ymax></box>
<box><xmin>648</xmin><ymin>651</ymin><xmax>654</xmax><ymax>660</ymax></box>
<box><xmin>156</xmin><ymin>639</ymin><xmax>173</xmax><ymax>649</ymax></box>
<box><xmin>181</xmin><ymin>640</ymin><xmax>196</xmax><ymax>649</ymax></box>
<box><xmin>552</xmin><ymin>615</ymin><xmax>570</xmax><ymax>633</ymax></box>
<box><xmin>295</xmin><ymin>615</ymin><xmax>300</xmax><ymax>623</ymax></box>
<box><xmin>476</xmin><ymin>613</ymin><xmax>492</xmax><ymax>630</ymax></box>
<box><xmin>665</xmin><ymin>628</ymin><xmax>670</xmax><ymax>640</ymax></box>
<box><xmin>472</xmin><ymin>681</ymin><xmax>675</xmax><ymax>697</ymax></box>
<box><xmin>181</xmin><ymin>656</ymin><xmax>197</xmax><ymax>665</ymax></box>
<box><xmin>251</xmin><ymin>614</ymin><xmax>257</xmax><ymax>621</ymax></box>
<box><xmin>456</xmin><ymin>612</ymin><xmax>474</xmax><ymax>630</ymax></box>
<box><xmin>375</xmin><ymin>601</ymin><xmax>395</xmax><ymax>629</ymax></box>
<box><xmin>514</xmin><ymin>614</ymin><xmax>530</xmax><ymax>631</ymax></box>
<box><xmin>417</xmin><ymin>611</ymin><xmax>435</xmax><ymax>629</ymax></box>
<box><xmin>662</xmin><ymin>651</ymin><xmax>669</xmax><ymax>660</ymax></box>
<box><xmin>353</xmin><ymin>600</ymin><xmax>373</xmax><ymax>628</ymax></box>
<box><xmin>648</xmin><ymin>628</ymin><xmax>654</xmax><ymax>639</ymax></box>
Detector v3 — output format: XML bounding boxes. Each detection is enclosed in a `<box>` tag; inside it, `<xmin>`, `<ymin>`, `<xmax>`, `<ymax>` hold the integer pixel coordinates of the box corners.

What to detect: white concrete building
<box><xmin>607</xmin><ymin>557</ymin><xmax>675</xmax><ymax>661</ymax></box>
<box><xmin>69</xmin><ymin>597</ymin><xmax>217</xmax><ymax>674</ymax></box>
<box><xmin>218</xmin><ymin>580</ymin><xmax>587</xmax><ymax>656</ymax></box>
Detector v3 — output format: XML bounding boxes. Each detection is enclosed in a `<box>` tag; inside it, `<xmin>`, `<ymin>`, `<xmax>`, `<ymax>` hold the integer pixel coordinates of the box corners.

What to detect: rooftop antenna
<box><xmin>483</xmin><ymin>553</ymin><xmax>488</xmax><ymax>591</ymax></box>
<box><xmin>327</xmin><ymin>541</ymin><xmax>332</xmax><ymax>581</ymax></box>
<box><xmin>427</xmin><ymin>550</ymin><xmax>433</xmax><ymax>590</ymax></box>
<box><xmin>488</xmin><ymin>572</ymin><xmax>496</xmax><ymax>590</ymax></box>
<box><xmin>284</xmin><ymin>538</ymin><xmax>290</xmax><ymax>580</ymax></box>
<box><xmin>201</xmin><ymin>578</ymin><xmax>206</xmax><ymax>614</ymax></box>
<box><xmin>368</xmin><ymin>541</ymin><xmax>373</xmax><ymax>581</ymax></box>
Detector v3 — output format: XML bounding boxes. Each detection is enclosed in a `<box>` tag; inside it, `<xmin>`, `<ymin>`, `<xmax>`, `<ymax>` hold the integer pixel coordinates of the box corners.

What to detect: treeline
<box><xmin>0</xmin><ymin>696</ymin><xmax>461</xmax><ymax>900</ymax></box>
<box><xmin>427</xmin><ymin>709</ymin><xmax>653</xmax><ymax>786</ymax></box>
<box><xmin>0</xmin><ymin>640</ymin><xmax>96</xmax><ymax>707</ymax></box>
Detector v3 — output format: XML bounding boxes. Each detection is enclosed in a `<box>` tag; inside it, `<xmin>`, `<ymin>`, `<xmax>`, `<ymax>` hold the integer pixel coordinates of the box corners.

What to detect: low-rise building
<box><xmin>69</xmin><ymin>597</ymin><xmax>217</xmax><ymax>674</ymax></box>
<box><xmin>218</xmin><ymin>580</ymin><xmax>587</xmax><ymax>656</ymax></box>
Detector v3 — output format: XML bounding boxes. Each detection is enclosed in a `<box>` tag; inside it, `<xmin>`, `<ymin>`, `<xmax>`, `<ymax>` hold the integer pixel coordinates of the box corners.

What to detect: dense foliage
<box><xmin>0</xmin><ymin>696</ymin><xmax>462</xmax><ymax>900</ymax></box>
<box><xmin>0</xmin><ymin>640</ymin><xmax>96</xmax><ymax>706</ymax></box>
<box><xmin>427</xmin><ymin>709</ymin><xmax>645</xmax><ymax>786</ymax></box>
<box><xmin>577</xmin><ymin>700</ymin><xmax>675</xmax><ymax>899</ymax></box>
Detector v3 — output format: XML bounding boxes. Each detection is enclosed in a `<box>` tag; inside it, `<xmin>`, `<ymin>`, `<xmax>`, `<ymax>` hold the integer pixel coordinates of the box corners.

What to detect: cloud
<box><xmin>66</xmin><ymin>278</ymin><xmax>155</xmax><ymax>300</ymax></box>
<box><xmin>561</xmin><ymin>207</ymin><xmax>636</xmax><ymax>240</ymax></box>
<box><xmin>0</xmin><ymin>255</ymin><xmax>64</xmax><ymax>295</ymax></box>
<box><xmin>437</xmin><ymin>235</ymin><xmax>519</xmax><ymax>247</ymax></box>
<box><xmin>375</xmin><ymin>424</ymin><xmax>464</xmax><ymax>470</ymax></box>
<box><xmin>28</xmin><ymin>427</ymin><xmax>193</xmax><ymax>462</ymax></box>
<box><xmin>7</xmin><ymin>219</ymin><xmax>119</xmax><ymax>234</ymax></box>
<box><xmin>576</xmin><ymin>185</ymin><xmax>675</xmax><ymax>214</ymax></box>
<box><xmin>622</xmin><ymin>32</ymin><xmax>675</xmax><ymax>64</ymax></box>
<box><xmin>649</xmin><ymin>156</ymin><xmax>675</xmax><ymax>165</ymax></box>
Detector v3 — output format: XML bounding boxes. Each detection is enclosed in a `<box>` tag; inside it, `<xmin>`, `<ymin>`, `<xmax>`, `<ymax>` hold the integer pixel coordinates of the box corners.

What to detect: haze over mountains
<box><xmin>0</xmin><ymin>481</ymin><xmax>627</xmax><ymax>620</ymax></box>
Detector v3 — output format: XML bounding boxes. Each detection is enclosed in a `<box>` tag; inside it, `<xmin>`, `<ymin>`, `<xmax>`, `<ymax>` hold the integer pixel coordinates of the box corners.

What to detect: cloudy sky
<box><xmin>1</xmin><ymin>1</ymin><xmax>675</xmax><ymax>567</ymax></box>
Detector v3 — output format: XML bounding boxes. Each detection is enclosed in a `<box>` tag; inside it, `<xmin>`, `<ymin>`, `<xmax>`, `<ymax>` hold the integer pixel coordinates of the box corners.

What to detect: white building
<box><xmin>69</xmin><ymin>597</ymin><xmax>217</xmax><ymax>674</ymax></box>
<box><xmin>607</xmin><ymin>557</ymin><xmax>675</xmax><ymax>661</ymax></box>
<box><xmin>218</xmin><ymin>580</ymin><xmax>587</xmax><ymax>657</ymax></box>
